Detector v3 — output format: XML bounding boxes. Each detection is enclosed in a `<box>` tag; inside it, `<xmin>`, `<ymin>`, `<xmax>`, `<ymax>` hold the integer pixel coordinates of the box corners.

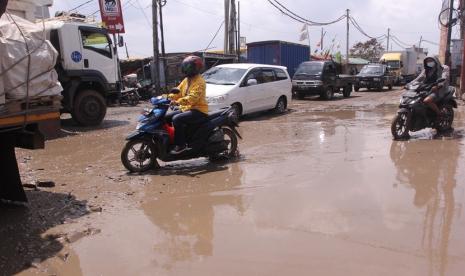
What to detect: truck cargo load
<box><xmin>247</xmin><ymin>40</ymin><xmax>310</xmax><ymax>77</ymax></box>
<box><xmin>0</xmin><ymin>13</ymin><xmax>62</xmax><ymax>104</ymax></box>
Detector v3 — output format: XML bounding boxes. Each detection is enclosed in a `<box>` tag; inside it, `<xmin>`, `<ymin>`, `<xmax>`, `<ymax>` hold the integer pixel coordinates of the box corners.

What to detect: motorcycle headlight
<box><xmin>208</xmin><ymin>95</ymin><xmax>228</xmax><ymax>104</ymax></box>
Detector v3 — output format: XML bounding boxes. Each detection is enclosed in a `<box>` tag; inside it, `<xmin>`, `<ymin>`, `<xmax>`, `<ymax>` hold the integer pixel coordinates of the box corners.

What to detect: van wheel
<box><xmin>321</xmin><ymin>87</ymin><xmax>333</xmax><ymax>100</ymax></box>
<box><xmin>72</xmin><ymin>89</ymin><xmax>107</xmax><ymax>126</ymax></box>
<box><xmin>274</xmin><ymin>96</ymin><xmax>287</xmax><ymax>114</ymax></box>
<box><xmin>354</xmin><ymin>85</ymin><xmax>360</xmax><ymax>92</ymax></box>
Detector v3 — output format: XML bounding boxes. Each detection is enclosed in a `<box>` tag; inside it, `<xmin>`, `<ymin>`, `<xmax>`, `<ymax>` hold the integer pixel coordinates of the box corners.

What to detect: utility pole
<box><xmin>125</xmin><ymin>42</ymin><xmax>129</xmax><ymax>59</ymax></box>
<box><xmin>445</xmin><ymin>0</ymin><xmax>454</xmax><ymax>66</ymax></box>
<box><xmin>152</xmin><ymin>0</ymin><xmax>160</xmax><ymax>94</ymax></box>
<box><xmin>346</xmin><ymin>9</ymin><xmax>350</xmax><ymax>64</ymax></box>
<box><xmin>229</xmin><ymin>0</ymin><xmax>237</xmax><ymax>55</ymax></box>
<box><xmin>387</xmin><ymin>28</ymin><xmax>390</xmax><ymax>51</ymax></box>
<box><xmin>236</xmin><ymin>1</ymin><xmax>241</xmax><ymax>61</ymax></box>
<box><xmin>158</xmin><ymin>0</ymin><xmax>168</xmax><ymax>90</ymax></box>
<box><xmin>224</xmin><ymin>0</ymin><xmax>230</xmax><ymax>54</ymax></box>
<box><xmin>419</xmin><ymin>36</ymin><xmax>423</xmax><ymax>48</ymax></box>
<box><xmin>460</xmin><ymin>0</ymin><xmax>465</xmax><ymax>100</ymax></box>
<box><xmin>320</xmin><ymin>28</ymin><xmax>324</xmax><ymax>50</ymax></box>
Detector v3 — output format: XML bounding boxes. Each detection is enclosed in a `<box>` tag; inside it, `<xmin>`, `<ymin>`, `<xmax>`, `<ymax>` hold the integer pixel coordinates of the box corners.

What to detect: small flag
<box><xmin>299</xmin><ymin>31</ymin><xmax>309</xmax><ymax>42</ymax></box>
<box><xmin>300</xmin><ymin>23</ymin><xmax>308</xmax><ymax>33</ymax></box>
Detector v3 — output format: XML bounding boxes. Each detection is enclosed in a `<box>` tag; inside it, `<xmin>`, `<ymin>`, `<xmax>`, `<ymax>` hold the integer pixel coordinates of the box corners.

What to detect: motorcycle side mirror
<box><xmin>170</xmin><ymin>88</ymin><xmax>181</xmax><ymax>94</ymax></box>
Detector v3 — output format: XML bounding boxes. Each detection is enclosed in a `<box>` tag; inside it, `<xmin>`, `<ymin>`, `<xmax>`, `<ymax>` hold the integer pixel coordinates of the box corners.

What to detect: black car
<box><xmin>355</xmin><ymin>64</ymin><xmax>396</xmax><ymax>92</ymax></box>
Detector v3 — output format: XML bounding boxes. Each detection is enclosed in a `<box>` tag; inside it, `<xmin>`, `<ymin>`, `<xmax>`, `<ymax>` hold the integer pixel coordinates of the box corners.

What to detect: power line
<box><xmin>135</xmin><ymin>0</ymin><xmax>152</xmax><ymax>29</ymax></box>
<box><xmin>349</xmin><ymin>16</ymin><xmax>385</xmax><ymax>40</ymax></box>
<box><xmin>69</xmin><ymin>0</ymin><xmax>94</xmax><ymax>12</ymax></box>
<box><xmin>204</xmin><ymin>20</ymin><xmax>225</xmax><ymax>52</ymax></box>
<box><xmin>266</xmin><ymin>0</ymin><xmax>346</xmax><ymax>26</ymax></box>
<box><xmin>269</xmin><ymin>0</ymin><xmax>346</xmax><ymax>26</ymax></box>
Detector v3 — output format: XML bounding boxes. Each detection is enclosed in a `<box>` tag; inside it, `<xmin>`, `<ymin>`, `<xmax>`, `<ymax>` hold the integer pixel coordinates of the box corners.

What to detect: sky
<box><xmin>50</xmin><ymin>0</ymin><xmax>455</xmax><ymax>59</ymax></box>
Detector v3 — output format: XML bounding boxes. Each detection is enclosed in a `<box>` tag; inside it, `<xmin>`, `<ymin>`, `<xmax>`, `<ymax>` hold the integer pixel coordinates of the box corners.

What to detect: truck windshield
<box><xmin>295</xmin><ymin>63</ymin><xmax>324</xmax><ymax>75</ymax></box>
<box><xmin>360</xmin><ymin>66</ymin><xmax>383</xmax><ymax>74</ymax></box>
<box><xmin>203</xmin><ymin>67</ymin><xmax>247</xmax><ymax>85</ymax></box>
<box><xmin>386</xmin><ymin>61</ymin><xmax>400</xmax><ymax>69</ymax></box>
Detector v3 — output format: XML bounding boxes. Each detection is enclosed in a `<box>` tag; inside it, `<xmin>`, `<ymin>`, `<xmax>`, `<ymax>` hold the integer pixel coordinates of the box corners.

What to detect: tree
<box><xmin>350</xmin><ymin>38</ymin><xmax>385</xmax><ymax>61</ymax></box>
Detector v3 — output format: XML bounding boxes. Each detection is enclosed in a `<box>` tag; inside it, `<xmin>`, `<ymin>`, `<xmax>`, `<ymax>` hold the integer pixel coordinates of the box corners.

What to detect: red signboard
<box><xmin>98</xmin><ymin>0</ymin><xmax>125</xmax><ymax>34</ymax></box>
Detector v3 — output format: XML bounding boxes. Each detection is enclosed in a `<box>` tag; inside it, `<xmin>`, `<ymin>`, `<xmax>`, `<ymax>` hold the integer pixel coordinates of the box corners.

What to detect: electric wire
<box><xmin>204</xmin><ymin>20</ymin><xmax>225</xmax><ymax>52</ymax></box>
<box><xmin>349</xmin><ymin>16</ymin><xmax>385</xmax><ymax>40</ymax></box>
<box><xmin>268</xmin><ymin>0</ymin><xmax>347</xmax><ymax>26</ymax></box>
<box><xmin>68</xmin><ymin>0</ymin><xmax>94</xmax><ymax>12</ymax></box>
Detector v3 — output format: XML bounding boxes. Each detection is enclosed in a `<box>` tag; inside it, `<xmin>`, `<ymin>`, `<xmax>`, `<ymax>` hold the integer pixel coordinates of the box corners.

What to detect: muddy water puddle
<box><xmin>6</xmin><ymin>104</ymin><xmax>465</xmax><ymax>276</ymax></box>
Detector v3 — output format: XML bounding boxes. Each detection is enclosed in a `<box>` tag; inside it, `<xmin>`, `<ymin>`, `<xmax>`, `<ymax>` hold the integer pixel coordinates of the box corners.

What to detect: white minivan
<box><xmin>203</xmin><ymin>64</ymin><xmax>292</xmax><ymax>117</ymax></box>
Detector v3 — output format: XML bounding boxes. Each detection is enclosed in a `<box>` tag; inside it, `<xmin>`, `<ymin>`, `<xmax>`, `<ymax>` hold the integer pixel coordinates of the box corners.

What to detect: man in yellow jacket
<box><xmin>168</xmin><ymin>55</ymin><xmax>208</xmax><ymax>154</ymax></box>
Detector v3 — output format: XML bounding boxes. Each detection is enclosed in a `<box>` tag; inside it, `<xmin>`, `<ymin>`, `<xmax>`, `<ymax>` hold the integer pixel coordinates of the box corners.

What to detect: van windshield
<box><xmin>295</xmin><ymin>63</ymin><xmax>324</xmax><ymax>75</ymax></box>
<box><xmin>360</xmin><ymin>66</ymin><xmax>383</xmax><ymax>74</ymax></box>
<box><xmin>203</xmin><ymin>67</ymin><xmax>247</xmax><ymax>85</ymax></box>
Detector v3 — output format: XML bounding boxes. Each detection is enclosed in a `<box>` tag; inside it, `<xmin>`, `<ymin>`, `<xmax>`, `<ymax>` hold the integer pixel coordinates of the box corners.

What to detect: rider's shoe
<box><xmin>170</xmin><ymin>145</ymin><xmax>189</xmax><ymax>155</ymax></box>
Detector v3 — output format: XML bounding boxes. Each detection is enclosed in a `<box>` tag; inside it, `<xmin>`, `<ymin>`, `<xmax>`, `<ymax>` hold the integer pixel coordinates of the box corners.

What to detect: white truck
<box><xmin>44</xmin><ymin>17</ymin><xmax>121</xmax><ymax>126</ymax></box>
<box><xmin>380</xmin><ymin>49</ymin><xmax>418</xmax><ymax>85</ymax></box>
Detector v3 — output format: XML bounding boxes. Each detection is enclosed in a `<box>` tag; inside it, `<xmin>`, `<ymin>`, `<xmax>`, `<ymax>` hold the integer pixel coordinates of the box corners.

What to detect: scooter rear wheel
<box><xmin>391</xmin><ymin>113</ymin><xmax>410</xmax><ymax>140</ymax></box>
<box><xmin>209</xmin><ymin>128</ymin><xmax>238</xmax><ymax>161</ymax></box>
<box><xmin>121</xmin><ymin>138</ymin><xmax>157</xmax><ymax>172</ymax></box>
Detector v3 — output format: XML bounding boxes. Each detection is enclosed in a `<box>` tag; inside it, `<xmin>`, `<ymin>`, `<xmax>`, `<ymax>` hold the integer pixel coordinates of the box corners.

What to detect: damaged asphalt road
<box><xmin>2</xmin><ymin>88</ymin><xmax>465</xmax><ymax>276</ymax></box>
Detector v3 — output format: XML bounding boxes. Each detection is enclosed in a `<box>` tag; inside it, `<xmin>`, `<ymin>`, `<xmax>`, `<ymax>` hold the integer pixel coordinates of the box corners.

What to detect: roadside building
<box><xmin>5</xmin><ymin>0</ymin><xmax>53</xmax><ymax>21</ymax></box>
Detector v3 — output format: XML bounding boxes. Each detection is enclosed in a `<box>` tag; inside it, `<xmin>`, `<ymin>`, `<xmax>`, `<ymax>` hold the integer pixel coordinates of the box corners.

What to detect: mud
<box><xmin>3</xmin><ymin>89</ymin><xmax>465</xmax><ymax>276</ymax></box>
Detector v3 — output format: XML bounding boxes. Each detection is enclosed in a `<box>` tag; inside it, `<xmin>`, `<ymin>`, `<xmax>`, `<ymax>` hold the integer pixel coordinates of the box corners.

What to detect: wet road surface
<box><xmin>2</xmin><ymin>89</ymin><xmax>465</xmax><ymax>276</ymax></box>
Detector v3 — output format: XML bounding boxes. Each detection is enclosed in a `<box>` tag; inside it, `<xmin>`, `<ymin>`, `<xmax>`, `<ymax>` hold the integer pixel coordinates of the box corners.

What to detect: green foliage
<box><xmin>350</xmin><ymin>38</ymin><xmax>385</xmax><ymax>61</ymax></box>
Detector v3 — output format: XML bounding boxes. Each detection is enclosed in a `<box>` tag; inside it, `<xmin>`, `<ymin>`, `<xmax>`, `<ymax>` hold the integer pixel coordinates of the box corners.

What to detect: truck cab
<box><xmin>355</xmin><ymin>63</ymin><xmax>396</xmax><ymax>92</ymax></box>
<box><xmin>45</xmin><ymin>20</ymin><xmax>121</xmax><ymax>126</ymax></box>
<box><xmin>292</xmin><ymin>60</ymin><xmax>356</xmax><ymax>100</ymax></box>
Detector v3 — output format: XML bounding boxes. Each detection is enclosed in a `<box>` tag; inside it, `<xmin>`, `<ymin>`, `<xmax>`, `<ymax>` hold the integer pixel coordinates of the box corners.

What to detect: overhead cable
<box><xmin>266</xmin><ymin>0</ymin><xmax>346</xmax><ymax>26</ymax></box>
<box><xmin>349</xmin><ymin>16</ymin><xmax>385</xmax><ymax>40</ymax></box>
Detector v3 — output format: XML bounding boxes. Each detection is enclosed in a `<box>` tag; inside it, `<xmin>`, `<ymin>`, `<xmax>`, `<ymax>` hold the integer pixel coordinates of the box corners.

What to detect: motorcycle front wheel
<box><xmin>391</xmin><ymin>113</ymin><xmax>410</xmax><ymax>140</ymax></box>
<box><xmin>121</xmin><ymin>138</ymin><xmax>157</xmax><ymax>172</ymax></box>
<box><xmin>437</xmin><ymin>105</ymin><xmax>454</xmax><ymax>131</ymax></box>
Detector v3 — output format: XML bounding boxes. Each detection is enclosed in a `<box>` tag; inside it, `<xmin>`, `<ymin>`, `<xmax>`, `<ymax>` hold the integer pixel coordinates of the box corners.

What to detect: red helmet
<box><xmin>181</xmin><ymin>55</ymin><xmax>203</xmax><ymax>77</ymax></box>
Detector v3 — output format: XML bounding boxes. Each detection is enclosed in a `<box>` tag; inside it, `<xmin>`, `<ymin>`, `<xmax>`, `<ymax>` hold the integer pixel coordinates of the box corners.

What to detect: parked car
<box><xmin>204</xmin><ymin>64</ymin><xmax>292</xmax><ymax>118</ymax></box>
<box><xmin>292</xmin><ymin>60</ymin><xmax>357</xmax><ymax>100</ymax></box>
<box><xmin>354</xmin><ymin>63</ymin><xmax>396</xmax><ymax>91</ymax></box>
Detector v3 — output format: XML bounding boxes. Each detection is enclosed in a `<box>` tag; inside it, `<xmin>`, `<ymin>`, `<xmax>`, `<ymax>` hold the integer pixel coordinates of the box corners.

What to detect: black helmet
<box><xmin>181</xmin><ymin>55</ymin><xmax>203</xmax><ymax>77</ymax></box>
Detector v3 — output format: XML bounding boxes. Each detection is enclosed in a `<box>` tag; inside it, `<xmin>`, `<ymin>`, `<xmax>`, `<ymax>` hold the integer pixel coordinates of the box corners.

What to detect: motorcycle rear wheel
<box><xmin>391</xmin><ymin>113</ymin><xmax>410</xmax><ymax>140</ymax></box>
<box><xmin>209</xmin><ymin>128</ymin><xmax>238</xmax><ymax>161</ymax></box>
<box><xmin>121</xmin><ymin>138</ymin><xmax>157</xmax><ymax>172</ymax></box>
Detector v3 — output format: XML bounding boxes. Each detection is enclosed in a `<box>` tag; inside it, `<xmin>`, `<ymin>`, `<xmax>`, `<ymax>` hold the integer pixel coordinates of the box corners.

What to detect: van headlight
<box><xmin>208</xmin><ymin>95</ymin><xmax>228</xmax><ymax>104</ymax></box>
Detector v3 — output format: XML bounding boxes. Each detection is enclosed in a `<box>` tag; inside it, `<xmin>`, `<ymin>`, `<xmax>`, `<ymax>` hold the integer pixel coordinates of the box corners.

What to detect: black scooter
<box><xmin>391</xmin><ymin>78</ymin><xmax>457</xmax><ymax>140</ymax></box>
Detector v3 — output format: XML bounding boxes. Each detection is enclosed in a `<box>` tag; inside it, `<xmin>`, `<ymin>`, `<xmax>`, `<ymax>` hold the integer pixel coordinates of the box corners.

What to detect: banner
<box><xmin>98</xmin><ymin>0</ymin><xmax>125</xmax><ymax>34</ymax></box>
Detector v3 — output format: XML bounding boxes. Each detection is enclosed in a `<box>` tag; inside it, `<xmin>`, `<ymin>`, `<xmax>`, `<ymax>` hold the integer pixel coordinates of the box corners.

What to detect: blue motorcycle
<box><xmin>121</xmin><ymin>96</ymin><xmax>241</xmax><ymax>172</ymax></box>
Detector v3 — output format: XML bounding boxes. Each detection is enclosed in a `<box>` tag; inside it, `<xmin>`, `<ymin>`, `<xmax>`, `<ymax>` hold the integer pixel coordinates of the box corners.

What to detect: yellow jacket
<box><xmin>168</xmin><ymin>75</ymin><xmax>208</xmax><ymax>114</ymax></box>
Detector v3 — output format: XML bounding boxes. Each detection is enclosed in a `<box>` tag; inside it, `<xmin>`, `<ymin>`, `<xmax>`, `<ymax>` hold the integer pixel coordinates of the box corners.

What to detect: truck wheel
<box><xmin>378</xmin><ymin>82</ymin><xmax>384</xmax><ymax>92</ymax></box>
<box><xmin>321</xmin><ymin>87</ymin><xmax>333</xmax><ymax>100</ymax></box>
<box><xmin>354</xmin><ymin>85</ymin><xmax>360</xmax><ymax>92</ymax></box>
<box><xmin>343</xmin><ymin>85</ymin><xmax>352</xmax><ymax>98</ymax></box>
<box><xmin>72</xmin><ymin>89</ymin><xmax>107</xmax><ymax>126</ymax></box>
